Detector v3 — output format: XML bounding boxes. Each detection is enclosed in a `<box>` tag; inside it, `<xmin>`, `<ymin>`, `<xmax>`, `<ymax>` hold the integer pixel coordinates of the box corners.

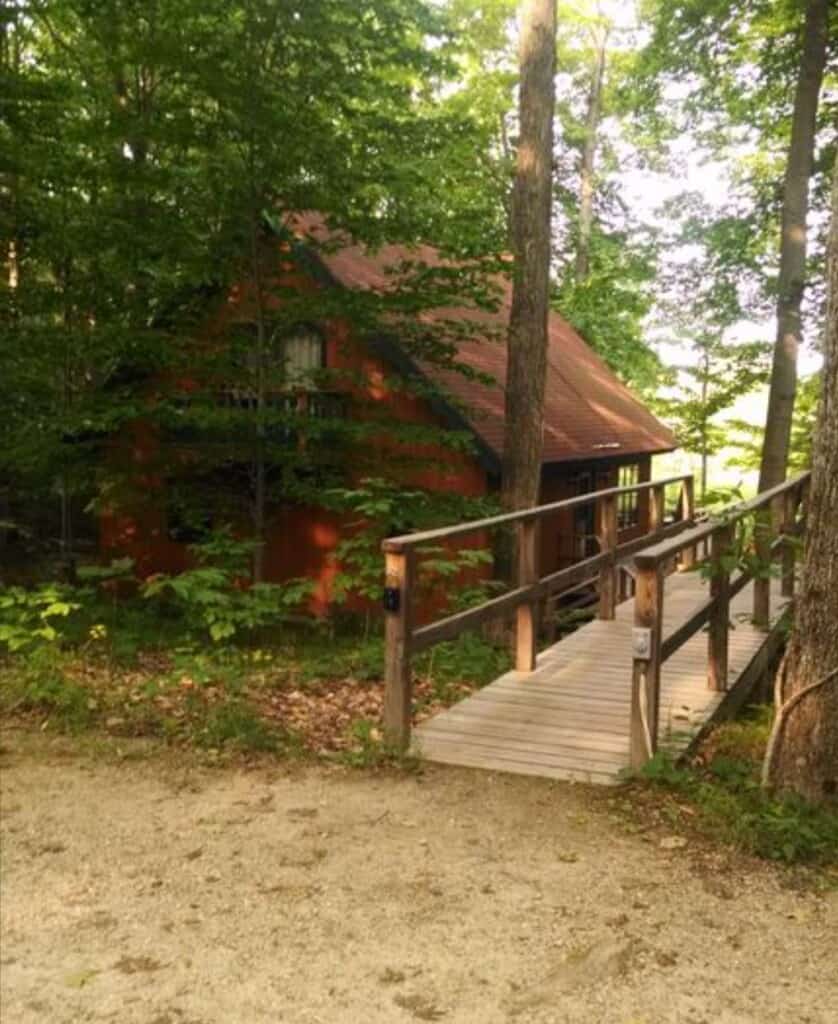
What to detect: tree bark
<box><xmin>763</xmin><ymin>161</ymin><xmax>838</xmax><ymax>805</ymax></box>
<box><xmin>501</xmin><ymin>0</ymin><xmax>557</xmax><ymax>515</ymax></box>
<box><xmin>575</xmin><ymin>23</ymin><xmax>608</xmax><ymax>283</ymax></box>
<box><xmin>758</xmin><ymin>0</ymin><xmax>829</xmax><ymax>491</ymax></box>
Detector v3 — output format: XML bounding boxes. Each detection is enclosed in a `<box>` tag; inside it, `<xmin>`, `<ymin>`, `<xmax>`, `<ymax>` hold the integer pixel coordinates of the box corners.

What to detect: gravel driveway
<box><xmin>1</xmin><ymin>729</ymin><xmax>836</xmax><ymax>1024</ymax></box>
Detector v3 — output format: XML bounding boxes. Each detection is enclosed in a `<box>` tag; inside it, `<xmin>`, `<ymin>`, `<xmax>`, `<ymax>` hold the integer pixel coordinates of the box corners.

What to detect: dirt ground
<box><xmin>1</xmin><ymin>729</ymin><xmax>836</xmax><ymax>1024</ymax></box>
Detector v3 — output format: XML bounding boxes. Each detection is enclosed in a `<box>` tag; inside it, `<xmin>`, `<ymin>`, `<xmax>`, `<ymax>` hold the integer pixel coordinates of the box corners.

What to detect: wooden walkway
<box><xmin>414</xmin><ymin>572</ymin><xmax>787</xmax><ymax>785</ymax></box>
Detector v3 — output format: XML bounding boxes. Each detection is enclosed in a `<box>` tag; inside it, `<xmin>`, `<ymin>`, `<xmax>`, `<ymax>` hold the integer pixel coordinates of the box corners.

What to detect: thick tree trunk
<box><xmin>763</xmin><ymin>162</ymin><xmax>838</xmax><ymax>805</ymax></box>
<box><xmin>758</xmin><ymin>0</ymin><xmax>829</xmax><ymax>491</ymax></box>
<box><xmin>575</xmin><ymin>24</ymin><xmax>607</xmax><ymax>283</ymax></box>
<box><xmin>501</xmin><ymin>0</ymin><xmax>557</xmax><ymax>515</ymax></box>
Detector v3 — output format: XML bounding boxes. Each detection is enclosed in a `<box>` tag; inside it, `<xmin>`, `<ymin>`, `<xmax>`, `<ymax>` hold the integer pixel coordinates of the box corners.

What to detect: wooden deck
<box><xmin>413</xmin><ymin>571</ymin><xmax>787</xmax><ymax>784</ymax></box>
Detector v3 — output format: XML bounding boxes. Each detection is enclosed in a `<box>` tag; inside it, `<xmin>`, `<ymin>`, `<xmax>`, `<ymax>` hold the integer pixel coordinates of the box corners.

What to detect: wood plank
<box><xmin>415</xmin><ymin>570</ymin><xmax>787</xmax><ymax>784</ymax></box>
<box><xmin>415</xmin><ymin>734</ymin><xmax>625</xmax><ymax>772</ymax></box>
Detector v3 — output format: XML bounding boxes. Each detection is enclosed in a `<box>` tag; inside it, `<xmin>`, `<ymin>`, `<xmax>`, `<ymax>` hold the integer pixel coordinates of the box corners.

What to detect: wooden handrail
<box><xmin>628</xmin><ymin>470</ymin><xmax>811</xmax><ymax>769</ymax></box>
<box><xmin>634</xmin><ymin>473</ymin><xmax>810</xmax><ymax>570</ymax></box>
<box><xmin>382</xmin><ymin>472</ymin><xmax>696</xmax><ymax>748</ymax></box>
<box><xmin>382</xmin><ymin>475</ymin><xmax>693</xmax><ymax>552</ymax></box>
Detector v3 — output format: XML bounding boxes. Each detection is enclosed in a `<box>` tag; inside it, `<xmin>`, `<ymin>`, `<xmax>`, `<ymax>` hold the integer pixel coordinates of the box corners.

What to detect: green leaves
<box><xmin>0</xmin><ymin>585</ymin><xmax>88</xmax><ymax>653</ymax></box>
<box><xmin>139</xmin><ymin>527</ymin><xmax>314</xmax><ymax>642</ymax></box>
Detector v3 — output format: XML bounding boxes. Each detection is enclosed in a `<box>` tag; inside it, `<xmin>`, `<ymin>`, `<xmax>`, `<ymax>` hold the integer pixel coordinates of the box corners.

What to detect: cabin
<box><xmin>101</xmin><ymin>213</ymin><xmax>675</xmax><ymax>612</ymax></box>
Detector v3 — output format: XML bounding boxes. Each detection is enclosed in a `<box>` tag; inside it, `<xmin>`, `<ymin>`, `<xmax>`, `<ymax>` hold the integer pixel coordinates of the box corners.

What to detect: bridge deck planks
<box><xmin>413</xmin><ymin>572</ymin><xmax>787</xmax><ymax>784</ymax></box>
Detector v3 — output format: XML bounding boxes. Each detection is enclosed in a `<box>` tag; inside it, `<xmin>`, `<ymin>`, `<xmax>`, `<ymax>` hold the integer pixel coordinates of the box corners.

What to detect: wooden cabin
<box><xmin>101</xmin><ymin>214</ymin><xmax>675</xmax><ymax>612</ymax></box>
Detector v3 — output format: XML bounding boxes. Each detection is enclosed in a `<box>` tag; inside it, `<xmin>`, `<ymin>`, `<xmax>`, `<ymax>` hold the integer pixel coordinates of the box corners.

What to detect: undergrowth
<box><xmin>638</xmin><ymin>707</ymin><xmax>838</xmax><ymax>866</ymax></box>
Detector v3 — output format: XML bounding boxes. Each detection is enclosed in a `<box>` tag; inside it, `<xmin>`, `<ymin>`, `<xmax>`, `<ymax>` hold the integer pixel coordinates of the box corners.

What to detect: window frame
<box><xmin>617</xmin><ymin>463</ymin><xmax>641</xmax><ymax>531</ymax></box>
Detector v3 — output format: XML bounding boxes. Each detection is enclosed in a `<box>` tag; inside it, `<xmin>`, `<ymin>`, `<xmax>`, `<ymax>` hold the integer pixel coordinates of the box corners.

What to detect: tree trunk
<box><xmin>248</xmin><ymin>208</ymin><xmax>267</xmax><ymax>584</ymax></box>
<box><xmin>762</xmin><ymin>161</ymin><xmax>838</xmax><ymax>805</ymax></box>
<box><xmin>575</xmin><ymin>23</ymin><xmax>608</xmax><ymax>283</ymax></box>
<box><xmin>758</xmin><ymin>0</ymin><xmax>829</xmax><ymax>491</ymax></box>
<box><xmin>501</xmin><ymin>0</ymin><xmax>557</xmax><ymax>516</ymax></box>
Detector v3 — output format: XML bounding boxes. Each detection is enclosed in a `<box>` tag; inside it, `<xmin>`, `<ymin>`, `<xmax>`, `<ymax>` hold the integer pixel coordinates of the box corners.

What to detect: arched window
<box><xmin>282</xmin><ymin>324</ymin><xmax>324</xmax><ymax>388</ymax></box>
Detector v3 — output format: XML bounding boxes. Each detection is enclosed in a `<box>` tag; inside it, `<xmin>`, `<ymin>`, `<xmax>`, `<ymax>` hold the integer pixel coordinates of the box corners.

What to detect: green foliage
<box><xmin>326</xmin><ymin>477</ymin><xmax>496</xmax><ymax>609</ymax></box>
<box><xmin>0</xmin><ymin>584</ymin><xmax>89</xmax><ymax>653</ymax></box>
<box><xmin>340</xmin><ymin>718</ymin><xmax>418</xmax><ymax>770</ymax></box>
<box><xmin>196</xmin><ymin>701</ymin><xmax>286</xmax><ymax>754</ymax></box>
<box><xmin>415</xmin><ymin>631</ymin><xmax>511</xmax><ymax>704</ymax></box>
<box><xmin>639</xmin><ymin>710</ymin><xmax>838</xmax><ymax>865</ymax></box>
<box><xmin>140</xmin><ymin>529</ymin><xmax>312</xmax><ymax>642</ymax></box>
<box><xmin>0</xmin><ymin>648</ymin><xmax>95</xmax><ymax>732</ymax></box>
<box><xmin>726</xmin><ymin>373</ymin><xmax>822</xmax><ymax>475</ymax></box>
<box><xmin>554</xmin><ymin>228</ymin><xmax>663</xmax><ymax>394</ymax></box>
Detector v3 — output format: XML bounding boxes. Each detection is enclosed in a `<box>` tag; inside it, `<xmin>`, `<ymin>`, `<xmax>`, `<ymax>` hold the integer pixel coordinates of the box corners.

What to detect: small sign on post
<box><xmin>632</xmin><ymin>627</ymin><xmax>652</xmax><ymax>659</ymax></box>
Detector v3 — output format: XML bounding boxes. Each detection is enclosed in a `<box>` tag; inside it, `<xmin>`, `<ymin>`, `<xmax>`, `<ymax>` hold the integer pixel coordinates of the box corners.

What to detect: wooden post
<box><xmin>515</xmin><ymin>518</ymin><xmax>538</xmax><ymax>671</ymax></box>
<box><xmin>680</xmin><ymin>476</ymin><xmax>696</xmax><ymax>569</ymax></box>
<box><xmin>596</xmin><ymin>493</ymin><xmax>617</xmax><ymax>620</ymax></box>
<box><xmin>382</xmin><ymin>548</ymin><xmax>415</xmax><ymax>749</ymax></box>
<box><xmin>649</xmin><ymin>484</ymin><xmax>665</xmax><ymax>533</ymax></box>
<box><xmin>630</xmin><ymin>562</ymin><xmax>663</xmax><ymax>769</ymax></box>
<box><xmin>781</xmin><ymin>488</ymin><xmax>798</xmax><ymax>598</ymax></box>
<box><xmin>708</xmin><ymin>523</ymin><xmax>732</xmax><ymax>692</ymax></box>
<box><xmin>752</xmin><ymin>508</ymin><xmax>771</xmax><ymax>630</ymax></box>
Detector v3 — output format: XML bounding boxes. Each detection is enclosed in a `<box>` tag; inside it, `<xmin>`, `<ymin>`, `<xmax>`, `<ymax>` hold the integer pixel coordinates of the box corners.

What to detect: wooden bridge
<box><xmin>381</xmin><ymin>472</ymin><xmax>811</xmax><ymax>783</ymax></box>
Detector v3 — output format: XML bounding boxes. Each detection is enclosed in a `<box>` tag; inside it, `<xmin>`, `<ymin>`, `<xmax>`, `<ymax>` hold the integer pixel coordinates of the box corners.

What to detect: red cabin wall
<box><xmin>100</xmin><ymin>243</ymin><xmax>655</xmax><ymax>619</ymax></box>
<box><xmin>100</xmin><ymin>257</ymin><xmax>491</xmax><ymax>617</ymax></box>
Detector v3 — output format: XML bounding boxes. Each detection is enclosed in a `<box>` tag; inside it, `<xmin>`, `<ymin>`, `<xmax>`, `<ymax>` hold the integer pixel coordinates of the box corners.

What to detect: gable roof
<box><xmin>290</xmin><ymin>213</ymin><xmax>675</xmax><ymax>466</ymax></box>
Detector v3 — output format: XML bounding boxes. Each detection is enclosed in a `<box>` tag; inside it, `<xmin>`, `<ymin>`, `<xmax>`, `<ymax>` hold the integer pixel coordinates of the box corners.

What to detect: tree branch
<box><xmin>761</xmin><ymin>665</ymin><xmax>838</xmax><ymax>789</ymax></box>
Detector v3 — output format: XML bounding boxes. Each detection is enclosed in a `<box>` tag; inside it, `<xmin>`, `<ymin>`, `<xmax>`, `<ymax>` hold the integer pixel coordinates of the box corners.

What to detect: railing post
<box><xmin>708</xmin><ymin>523</ymin><xmax>732</xmax><ymax>691</ymax></box>
<box><xmin>515</xmin><ymin>518</ymin><xmax>538</xmax><ymax>672</ymax></box>
<box><xmin>650</xmin><ymin>484</ymin><xmax>665</xmax><ymax>533</ymax></box>
<box><xmin>680</xmin><ymin>476</ymin><xmax>696</xmax><ymax>569</ymax></box>
<box><xmin>752</xmin><ymin>506</ymin><xmax>771</xmax><ymax>630</ymax></box>
<box><xmin>631</xmin><ymin>561</ymin><xmax>663</xmax><ymax>769</ymax></box>
<box><xmin>781</xmin><ymin>487</ymin><xmax>798</xmax><ymax>598</ymax></box>
<box><xmin>596</xmin><ymin>492</ymin><xmax>617</xmax><ymax>620</ymax></box>
<box><xmin>383</xmin><ymin>547</ymin><xmax>415</xmax><ymax>749</ymax></box>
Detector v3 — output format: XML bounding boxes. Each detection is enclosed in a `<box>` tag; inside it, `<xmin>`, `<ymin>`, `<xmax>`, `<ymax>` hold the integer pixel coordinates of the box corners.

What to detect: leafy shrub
<box><xmin>0</xmin><ymin>584</ymin><xmax>90</xmax><ymax>653</ymax></box>
<box><xmin>326</xmin><ymin>477</ymin><xmax>497</xmax><ymax>609</ymax></box>
<box><xmin>141</xmin><ymin>528</ymin><xmax>313</xmax><ymax>642</ymax></box>
<box><xmin>416</xmin><ymin>631</ymin><xmax>510</xmax><ymax>699</ymax></box>
<box><xmin>341</xmin><ymin>717</ymin><xmax>417</xmax><ymax>769</ymax></box>
<box><xmin>196</xmin><ymin>701</ymin><xmax>286</xmax><ymax>753</ymax></box>
<box><xmin>0</xmin><ymin>648</ymin><xmax>94</xmax><ymax>731</ymax></box>
<box><xmin>639</xmin><ymin>712</ymin><xmax>838</xmax><ymax>865</ymax></box>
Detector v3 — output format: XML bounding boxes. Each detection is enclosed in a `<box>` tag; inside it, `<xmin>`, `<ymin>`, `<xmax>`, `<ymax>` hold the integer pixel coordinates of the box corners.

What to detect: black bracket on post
<box><xmin>382</xmin><ymin>585</ymin><xmax>401</xmax><ymax>613</ymax></box>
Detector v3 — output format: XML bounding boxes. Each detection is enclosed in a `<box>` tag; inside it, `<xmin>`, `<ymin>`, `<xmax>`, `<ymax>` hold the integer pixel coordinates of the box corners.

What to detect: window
<box><xmin>617</xmin><ymin>464</ymin><xmax>640</xmax><ymax>530</ymax></box>
<box><xmin>282</xmin><ymin>325</ymin><xmax>324</xmax><ymax>388</ymax></box>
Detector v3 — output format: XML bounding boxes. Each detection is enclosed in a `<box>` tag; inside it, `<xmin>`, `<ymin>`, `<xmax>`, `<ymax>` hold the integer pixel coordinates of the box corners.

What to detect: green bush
<box><xmin>196</xmin><ymin>701</ymin><xmax>286</xmax><ymax>753</ymax></box>
<box><xmin>0</xmin><ymin>584</ymin><xmax>89</xmax><ymax>653</ymax></box>
<box><xmin>140</xmin><ymin>528</ymin><xmax>313</xmax><ymax>643</ymax></box>
<box><xmin>0</xmin><ymin>648</ymin><xmax>94</xmax><ymax>731</ymax></box>
<box><xmin>639</xmin><ymin>714</ymin><xmax>838</xmax><ymax>866</ymax></box>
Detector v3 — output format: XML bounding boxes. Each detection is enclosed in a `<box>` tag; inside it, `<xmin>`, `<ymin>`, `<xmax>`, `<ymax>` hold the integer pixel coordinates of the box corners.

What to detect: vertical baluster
<box><xmin>596</xmin><ymin>493</ymin><xmax>617</xmax><ymax>620</ymax></box>
<box><xmin>752</xmin><ymin>504</ymin><xmax>771</xmax><ymax>629</ymax></box>
<box><xmin>708</xmin><ymin>524</ymin><xmax>732</xmax><ymax>691</ymax></box>
<box><xmin>781</xmin><ymin>487</ymin><xmax>798</xmax><ymax>598</ymax></box>
<box><xmin>680</xmin><ymin>476</ymin><xmax>696</xmax><ymax>569</ymax></box>
<box><xmin>515</xmin><ymin>518</ymin><xmax>539</xmax><ymax>671</ymax></box>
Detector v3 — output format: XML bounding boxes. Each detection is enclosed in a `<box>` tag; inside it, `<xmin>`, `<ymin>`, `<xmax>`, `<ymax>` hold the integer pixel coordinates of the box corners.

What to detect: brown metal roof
<box><xmin>291</xmin><ymin>213</ymin><xmax>675</xmax><ymax>465</ymax></box>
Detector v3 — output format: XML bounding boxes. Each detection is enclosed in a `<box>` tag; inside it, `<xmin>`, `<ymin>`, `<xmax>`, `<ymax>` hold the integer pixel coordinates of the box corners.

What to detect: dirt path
<box><xmin>1</xmin><ymin>730</ymin><xmax>836</xmax><ymax>1024</ymax></box>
